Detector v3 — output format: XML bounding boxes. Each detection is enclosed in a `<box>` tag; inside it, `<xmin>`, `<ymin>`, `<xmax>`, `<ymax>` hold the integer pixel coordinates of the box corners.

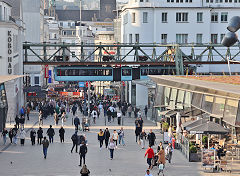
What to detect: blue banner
<box><xmin>48</xmin><ymin>70</ymin><xmax>52</xmax><ymax>83</ymax></box>
<box><xmin>78</xmin><ymin>82</ymin><xmax>85</xmax><ymax>87</ymax></box>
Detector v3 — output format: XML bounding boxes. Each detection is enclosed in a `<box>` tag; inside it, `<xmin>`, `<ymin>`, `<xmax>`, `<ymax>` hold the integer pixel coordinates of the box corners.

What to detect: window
<box><xmin>176</xmin><ymin>13</ymin><xmax>188</xmax><ymax>22</ymax></box>
<box><xmin>162</xmin><ymin>13</ymin><xmax>167</xmax><ymax>23</ymax></box>
<box><xmin>211</xmin><ymin>34</ymin><xmax>218</xmax><ymax>44</ymax></box>
<box><xmin>196</xmin><ymin>34</ymin><xmax>203</xmax><ymax>44</ymax></box>
<box><xmin>143</xmin><ymin>12</ymin><xmax>148</xmax><ymax>23</ymax></box>
<box><xmin>68</xmin><ymin>22</ymin><xmax>71</xmax><ymax>26</ymax></box>
<box><xmin>129</xmin><ymin>34</ymin><xmax>132</xmax><ymax>43</ymax></box>
<box><xmin>54</xmin><ymin>34</ymin><xmax>57</xmax><ymax>39</ymax></box>
<box><xmin>197</xmin><ymin>12</ymin><xmax>203</xmax><ymax>22</ymax></box>
<box><xmin>211</xmin><ymin>12</ymin><xmax>218</xmax><ymax>22</ymax></box>
<box><xmin>60</xmin><ymin>22</ymin><xmax>63</xmax><ymax>26</ymax></box>
<box><xmin>132</xmin><ymin>12</ymin><xmax>136</xmax><ymax>23</ymax></box>
<box><xmin>135</xmin><ymin>34</ymin><xmax>139</xmax><ymax>43</ymax></box>
<box><xmin>123</xmin><ymin>13</ymin><xmax>128</xmax><ymax>24</ymax></box>
<box><xmin>161</xmin><ymin>34</ymin><xmax>167</xmax><ymax>44</ymax></box>
<box><xmin>34</xmin><ymin>76</ymin><xmax>40</xmax><ymax>86</ymax></box>
<box><xmin>176</xmin><ymin>34</ymin><xmax>188</xmax><ymax>44</ymax></box>
<box><xmin>220</xmin><ymin>34</ymin><xmax>225</xmax><ymax>42</ymax></box>
<box><xmin>221</xmin><ymin>12</ymin><xmax>228</xmax><ymax>22</ymax></box>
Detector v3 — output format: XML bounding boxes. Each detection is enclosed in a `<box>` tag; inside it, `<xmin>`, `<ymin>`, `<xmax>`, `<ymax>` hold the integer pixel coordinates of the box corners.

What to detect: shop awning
<box><xmin>189</xmin><ymin>121</ymin><xmax>230</xmax><ymax>134</ymax></box>
<box><xmin>183</xmin><ymin>118</ymin><xmax>209</xmax><ymax>130</ymax></box>
<box><xmin>0</xmin><ymin>75</ymin><xmax>24</xmax><ymax>84</ymax></box>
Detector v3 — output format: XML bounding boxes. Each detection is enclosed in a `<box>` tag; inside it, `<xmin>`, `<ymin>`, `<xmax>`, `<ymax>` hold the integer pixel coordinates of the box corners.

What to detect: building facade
<box><xmin>120</xmin><ymin>0</ymin><xmax>240</xmax><ymax>73</ymax></box>
<box><xmin>0</xmin><ymin>1</ymin><xmax>24</xmax><ymax>125</ymax></box>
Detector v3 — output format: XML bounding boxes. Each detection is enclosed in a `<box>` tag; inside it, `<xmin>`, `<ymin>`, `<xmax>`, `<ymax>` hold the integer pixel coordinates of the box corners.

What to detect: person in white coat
<box><xmin>19</xmin><ymin>128</ymin><xmax>26</xmax><ymax>146</ymax></box>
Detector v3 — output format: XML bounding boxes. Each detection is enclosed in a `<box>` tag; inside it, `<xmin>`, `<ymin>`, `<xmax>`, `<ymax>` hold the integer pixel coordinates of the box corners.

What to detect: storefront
<box><xmin>0</xmin><ymin>83</ymin><xmax>8</xmax><ymax>132</ymax></box>
<box><xmin>151</xmin><ymin>75</ymin><xmax>240</xmax><ymax>141</ymax></box>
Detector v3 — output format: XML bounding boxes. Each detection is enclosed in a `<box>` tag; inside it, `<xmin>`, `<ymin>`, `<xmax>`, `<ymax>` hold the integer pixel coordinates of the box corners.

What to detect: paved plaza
<box><xmin>0</xmin><ymin>110</ymin><xmax>229</xmax><ymax>176</ymax></box>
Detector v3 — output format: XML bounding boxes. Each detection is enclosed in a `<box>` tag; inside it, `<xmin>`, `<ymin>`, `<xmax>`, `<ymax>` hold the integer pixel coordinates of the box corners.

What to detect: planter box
<box><xmin>189</xmin><ymin>152</ymin><xmax>201</xmax><ymax>162</ymax></box>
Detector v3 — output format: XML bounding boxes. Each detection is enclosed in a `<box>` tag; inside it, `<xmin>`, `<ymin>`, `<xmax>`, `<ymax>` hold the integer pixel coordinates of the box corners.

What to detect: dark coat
<box><xmin>79</xmin><ymin>144</ymin><xmax>88</xmax><ymax>155</ymax></box>
<box><xmin>37</xmin><ymin>129</ymin><xmax>43</xmax><ymax>138</ymax></box>
<box><xmin>30</xmin><ymin>130</ymin><xmax>36</xmax><ymax>140</ymax></box>
<box><xmin>104</xmin><ymin>130</ymin><xmax>110</xmax><ymax>139</ymax></box>
<box><xmin>47</xmin><ymin>128</ymin><xmax>55</xmax><ymax>137</ymax></box>
<box><xmin>59</xmin><ymin>128</ymin><xmax>65</xmax><ymax>137</ymax></box>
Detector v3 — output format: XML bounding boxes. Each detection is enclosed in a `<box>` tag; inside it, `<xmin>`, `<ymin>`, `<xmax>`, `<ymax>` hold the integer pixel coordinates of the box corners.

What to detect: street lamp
<box><xmin>222</xmin><ymin>16</ymin><xmax>240</xmax><ymax>47</ymax></box>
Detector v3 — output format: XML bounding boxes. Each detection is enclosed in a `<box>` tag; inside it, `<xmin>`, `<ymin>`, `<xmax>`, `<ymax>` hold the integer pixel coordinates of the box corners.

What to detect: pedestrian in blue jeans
<box><xmin>2</xmin><ymin>128</ymin><xmax>8</xmax><ymax>145</ymax></box>
<box><xmin>108</xmin><ymin>138</ymin><xmax>116</xmax><ymax>160</ymax></box>
<box><xmin>118</xmin><ymin>127</ymin><xmax>125</xmax><ymax>146</ymax></box>
<box><xmin>42</xmin><ymin>137</ymin><xmax>49</xmax><ymax>159</ymax></box>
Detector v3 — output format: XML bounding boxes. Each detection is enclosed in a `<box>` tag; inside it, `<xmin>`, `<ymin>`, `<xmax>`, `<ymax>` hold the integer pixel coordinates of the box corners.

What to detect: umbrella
<box><xmin>189</xmin><ymin>121</ymin><xmax>230</xmax><ymax>149</ymax></box>
<box><xmin>182</xmin><ymin>118</ymin><xmax>208</xmax><ymax>131</ymax></box>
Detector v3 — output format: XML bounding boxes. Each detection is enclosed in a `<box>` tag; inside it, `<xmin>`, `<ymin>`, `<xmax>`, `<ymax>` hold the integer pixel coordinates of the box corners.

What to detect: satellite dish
<box><xmin>227</xmin><ymin>16</ymin><xmax>240</xmax><ymax>33</ymax></box>
<box><xmin>221</xmin><ymin>32</ymin><xmax>238</xmax><ymax>47</ymax></box>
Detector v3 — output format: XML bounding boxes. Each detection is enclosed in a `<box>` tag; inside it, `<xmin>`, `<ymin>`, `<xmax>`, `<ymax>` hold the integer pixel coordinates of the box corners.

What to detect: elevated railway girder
<box><xmin>23</xmin><ymin>42</ymin><xmax>240</xmax><ymax>75</ymax></box>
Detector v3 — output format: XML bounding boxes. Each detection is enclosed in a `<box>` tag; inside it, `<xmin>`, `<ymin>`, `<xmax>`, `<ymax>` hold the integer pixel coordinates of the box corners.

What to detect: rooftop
<box><xmin>150</xmin><ymin>75</ymin><xmax>240</xmax><ymax>100</ymax></box>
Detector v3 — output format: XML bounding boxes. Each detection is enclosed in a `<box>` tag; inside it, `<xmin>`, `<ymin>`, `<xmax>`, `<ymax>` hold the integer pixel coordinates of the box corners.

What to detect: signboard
<box><xmin>44</xmin><ymin>65</ymin><xmax>49</xmax><ymax>78</ymax></box>
<box><xmin>202</xmin><ymin>149</ymin><xmax>215</xmax><ymax>168</ymax></box>
<box><xmin>163</xmin><ymin>132</ymin><xmax>170</xmax><ymax>144</ymax></box>
<box><xmin>48</xmin><ymin>70</ymin><xmax>52</xmax><ymax>83</ymax></box>
<box><xmin>78</xmin><ymin>82</ymin><xmax>85</xmax><ymax>88</ymax></box>
<box><xmin>7</xmin><ymin>31</ymin><xmax>13</xmax><ymax>75</ymax></box>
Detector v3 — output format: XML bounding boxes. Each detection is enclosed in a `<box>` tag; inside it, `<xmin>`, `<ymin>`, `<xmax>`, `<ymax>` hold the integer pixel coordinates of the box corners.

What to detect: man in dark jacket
<box><xmin>147</xmin><ymin>129</ymin><xmax>156</xmax><ymax>147</ymax></box>
<box><xmin>104</xmin><ymin>128</ymin><xmax>110</xmax><ymax>148</ymax></box>
<box><xmin>59</xmin><ymin>126</ymin><xmax>65</xmax><ymax>143</ymax></box>
<box><xmin>42</xmin><ymin>136</ymin><xmax>49</xmax><ymax>159</ymax></box>
<box><xmin>72</xmin><ymin>104</ymin><xmax>77</xmax><ymax>116</ymax></box>
<box><xmin>37</xmin><ymin>127</ymin><xmax>43</xmax><ymax>145</ymax></box>
<box><xmin>47</xmin><ymin>125</ymin><xmax>55</xmax><ymax>143</ymax></box>
<box><xmin>71</xmin><ymin>131</ymin><xmax>78</xmax><ymax>153</ymax></box>
<box><xmin>30</xmin><ymin>129</ymin><xmax>36</xmax><ymax>145</ymax></box>
<box><xmin>74</xmin><ymin>116</ymin><xmax>80</xmax><ymax>131</ymax></box>
<box><xmin>79</xmin><ymin>142</ymin><xmax>88</xmax><ymax>167</ymax></box>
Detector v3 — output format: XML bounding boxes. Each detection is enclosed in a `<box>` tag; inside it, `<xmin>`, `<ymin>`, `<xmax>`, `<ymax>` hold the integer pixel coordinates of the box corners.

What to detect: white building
<box><xmin>22</xmin><ymin>0</ymin><xmax>45</xmax><ymax>87</ymax></box>
<box><xmin>0</xmin><ymin>0</ymin><xmax>24</xmax><ymax>121</ymax></box>
<box><xmin>121</xmin><ymin>0</ymin><xmax>240</xmax><ymax>73</ymax></box>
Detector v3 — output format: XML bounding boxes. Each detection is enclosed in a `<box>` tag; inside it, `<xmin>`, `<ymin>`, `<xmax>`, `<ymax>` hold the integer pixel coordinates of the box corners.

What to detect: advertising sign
<box><xmin>78</xmin><ymin>82</ymin><xmax>85</xmax><ymax>88</ymax></box>
<box><xmin>48</xmin><ymin>70</ymin><xmax>52</xmax><ymax>83</ymax></box>
<box><xmin>202</xmin><ymin>149</ymin><xmax>215</xmax><ymax>168</ymax></box>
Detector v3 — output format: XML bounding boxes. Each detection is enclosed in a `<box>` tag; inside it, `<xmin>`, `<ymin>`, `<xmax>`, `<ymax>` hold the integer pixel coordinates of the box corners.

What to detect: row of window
<box><xmin>206</xmin><ymin>0</ymin><xmax>240</xmax><ymax>2</ymax></box>
<box><xmin>167</xmin><ymin>0</ymin><xmax>192</xmax><ymax>2</ymax></box>
<box><xmin>128</xmin><ymin>12</ymin><xmax>228</xmax><ymax>24</ymax></box>
<box><xmin>57</xmin><ymin>69</ymin><xmax>113</xmax><ymax>76</ymax></box>
<box><xmin>160</xmin><ymin>33</ymin><xmax>225</xmax><ymax>44</ymax></box>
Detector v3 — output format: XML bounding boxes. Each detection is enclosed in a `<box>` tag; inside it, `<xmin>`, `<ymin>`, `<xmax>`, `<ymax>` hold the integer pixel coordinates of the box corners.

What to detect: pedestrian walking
<box><xmin>15</xmin><ymin>115</ymin><xmax>19</xmax><ymax>129</ymax></box>
<box><xmin>145</xmin><ymin>169</ymin><xmax>153</xmax><ymax>176</ymax></box>
<box><xmin>98</xmin><ymin>129</ymin><xmax>105</xmax><ymax>149</ymax></box>
<box><xmin>144</xmin><ymin>145</ymin><xmax>154</xmax><ymax>169</ymax></box>
<box><xmin>139</xmin><ymin>130</ymin><xmax>147</xmax><ymax>149</ymax></box>
<box><xmin>135</xmin><ymin>124</ymin><xmax>141</xmax><ymax>143</ymax></box>
<box><xmin>71</xmin><ymin>131</ymin><xmax>78</xmax><ymax>153</ymax></box>
<box><xmin>39</xmin><ymin>110</ymin><xmax>43</xmax><ymax>126</ymax></box>
<box><xmin>26</xmin><ymin>106</ymin><xmax>30</xmax><ymax>120</ymax></box>
<box><xmin>157</xmin><ymin>141</ymin><xmax>164</xmax><ymax>153</ymax></box>
<box><xmin>107</xmin><ymin>108</ymin><xmax>112</xmax><ymax>123</ymax></box>
<box><xmin>157</xmin><ymin>146</ymin><xmax>166</xmax><ymax>166</ymax></box>
<box><xmin>118</xmin><ymin>127</ymin><xmax>125</xmax><ymax>146</ymax></box>
<box><xmin>37</xmin><ymin>127</ymin><xmax>43</xmax><ymax>145</ymax></box>
<box><xmin>128</xmin><ymin>105</ymin><xmax>132</xmax><ymax>118</ymax></box>
<box><xmin>74</xmin><ymin>116</ymin><xmax>80</xmax><ymax>131</ymax></box>
<box><xmin>30</xmin><ymin>128</ymin><xmax>36</xmax><ymax>145</ymax></box>
<box><xmin>79</xmin><ymin>142</ymin><xmax>88</xmax><ymax>167</ymax></box>
<box><xmin>147</xmin><ymin>129</ymin><xmax>156</xmax><ymax>147</ymax></box>
<box><xmin>12</xmin><ymin>125</ymin><xmax>18</xmax><ymax>145</ymax></box>
<box><xmin>80</xmin><ymin>164</ymin><xmax>90</xmax><ymax>176</ymax></box>
<box><xmin>72</xmin><ymin>104</ymin><xmax>77</xmax><ymax>116</ymax></box>
<box><xmin>54</xmin><ymin>112</ymin><xmax>59</xmax><ymax>125</ymax></box>
<box><xmin>59</xmin><ymin>126</ymin><xmax>65</xmax><ymax>143</ymax></box>
<box><xmin>61</xmin><ymin>112</ymin><xmax>66</xmax><ymax>126</ymax></box>
<box><xmin>1</xmin><ymin>128</ymin><xmax>8</xmax><ymax>145</ymax></box>
<box><xmin>42</xmin><ymin>137</ymin><xmax>49</xmax><ymax>159</ymax></box>
<box><xmin>8</xmin><ymin>128</ymin><xmax>13</xmax><ymax>144</ymax></box>
<box><xmin>47</xmin><ymin>125</ymin><xmax>55</xmax><ymax>143</ymax></box>
<box><xmin>138</xmin><ymin>117</ymin><xmax>144</xmax><ymax>131</ymax></box>
<box><xmin>117</xmin><ymin>112</ymin><xmax>122</xmax><ymax>125</ymax></box>
<box><xmin>112</xmin><ymin>130</ymin><xmax>118</xmax><ymax>147</ymax></box>
<box><xmin>144</xmin><ymin>105</ymin><xmax>148</xmax><ymax>118</ymax></box>
<box><xmin>165</xmin><ymin>142</ymin><xmax>173</xmax><ymax>163</ymax></box>
<box><xmin>104</xmin><ymin>128</ymin><xmax>110</xmax><ymax>148</ymax></box>
<box><xmin>108</xmin><ymin>138</ymin><xmax>116</xmax><ymax>160</ymax></box>
<box><xmin>19</xmin><ymin>128</ymin><xmax>26</xmax><ymax>146</ymax></box>
<box><xmin>92</xmin><ymin>109</ymin><xmax>97</xmax><ymax>124</ymax></box>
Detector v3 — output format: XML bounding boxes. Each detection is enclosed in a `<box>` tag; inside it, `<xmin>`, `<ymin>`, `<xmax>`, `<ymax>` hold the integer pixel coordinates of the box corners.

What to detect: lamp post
<box><xmin>221</xmin><ymin>16</ymin><xmax>240</xmax><ymax>75</ymax></box>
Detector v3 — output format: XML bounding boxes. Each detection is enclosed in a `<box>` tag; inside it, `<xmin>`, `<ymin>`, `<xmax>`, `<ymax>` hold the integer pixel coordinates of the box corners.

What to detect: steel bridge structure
<box><xmin>23</xmin><ymin>42</ymin><xmax>240</xmax><ymax>75</ymax></box>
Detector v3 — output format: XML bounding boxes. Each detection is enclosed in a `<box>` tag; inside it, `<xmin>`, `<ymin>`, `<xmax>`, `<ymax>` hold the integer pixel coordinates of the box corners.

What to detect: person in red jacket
<box><xmin>144</xmin><ymin>145</ymin><xmax>154</xmax><ymax>169</ymax></box>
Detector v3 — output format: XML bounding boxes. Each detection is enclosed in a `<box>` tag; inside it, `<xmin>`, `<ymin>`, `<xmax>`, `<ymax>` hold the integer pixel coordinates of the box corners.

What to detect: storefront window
<box><xmin>169</xmin><ymin>88</ymin><xmax>177</xmax><ymax>108</ymax></box>
<box><xmin>192</xmin><ymin>93</ymin><xmax>203</xmax><ymax>108</ymax></box>
<box><xmin>212</xmin><ymin>97</ymin><xmax>225</xmax><ymax>117</ymax></box>
<box><xmin>201</xmin><ymin>95</ymin><xmax>214</xmax><ymax>113</ymax></box>
<box><xmin>224</xmin><ymin>99</ymin><xmax>238</xmax><ymax>126</ymax></box>
<box><xmin>164</xmin><ymin>87</ymin><xmax>171</xmax><ymax>106</ymax></box>
<box><xmin>176</xmin><ymin>89</ymin><xmax>185</xmax><ymax>109</ymax></box>
<box><xmin>155</xmin><ymin>85</ymin><xmax>164</xmax><ymax>107</ymax></box>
